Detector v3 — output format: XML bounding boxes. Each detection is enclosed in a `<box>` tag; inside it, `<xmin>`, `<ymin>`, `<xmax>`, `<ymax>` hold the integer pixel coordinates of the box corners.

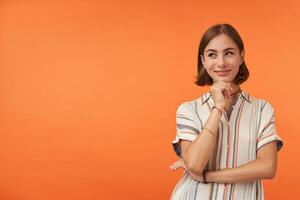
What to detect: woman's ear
<box><xmin>201</xmin><ymin>55</ymin><xmax>206</xmax><ymax>68</ymax></box>
<box><xmin>240</xmin><ymin>50</ymin><xmax>245</xmax><ymax>65</ymax></box>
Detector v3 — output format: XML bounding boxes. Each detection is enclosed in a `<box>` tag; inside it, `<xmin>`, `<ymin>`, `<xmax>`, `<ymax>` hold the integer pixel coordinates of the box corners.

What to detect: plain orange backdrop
<box><xmin>0</xmin><ymin>0</ymin><xmax>299</xmax><ymax>199</ymax></box>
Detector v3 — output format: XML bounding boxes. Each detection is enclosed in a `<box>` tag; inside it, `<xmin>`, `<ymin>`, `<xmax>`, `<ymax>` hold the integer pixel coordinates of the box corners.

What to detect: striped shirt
<box><xmin>171</xmin><ymin>91</ymin><xmax>283</xmax><ymax>200</ymax></box>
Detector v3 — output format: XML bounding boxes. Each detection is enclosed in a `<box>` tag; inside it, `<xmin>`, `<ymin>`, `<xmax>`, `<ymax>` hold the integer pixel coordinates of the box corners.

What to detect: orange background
<box><xmin>0</xmin><ymin>1</ymin><xmax>299</xmax><ymax>199</ymax></box>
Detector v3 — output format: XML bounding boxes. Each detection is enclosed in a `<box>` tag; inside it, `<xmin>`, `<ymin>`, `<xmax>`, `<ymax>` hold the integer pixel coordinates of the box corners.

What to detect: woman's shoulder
<box><xmin>177</xmin><ymin>92</ymin><xmax>210</xmax><ymax>107</ymax></box>
<box><xmin>243</xmin><ymin>91</ymin><xmax>275</xmax><ymax>111</ymax></box>
<box><xmin>175</xmin><ymin>92</ymin><xmax>211</xmax><ymax>115</ymax></box>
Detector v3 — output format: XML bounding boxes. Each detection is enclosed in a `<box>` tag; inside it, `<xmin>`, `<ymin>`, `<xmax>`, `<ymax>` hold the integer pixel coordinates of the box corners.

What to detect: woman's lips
<box><xmin>214</xmin><ymin>70</ymin><xmax>231</xmax><ymax>76</ymax></box>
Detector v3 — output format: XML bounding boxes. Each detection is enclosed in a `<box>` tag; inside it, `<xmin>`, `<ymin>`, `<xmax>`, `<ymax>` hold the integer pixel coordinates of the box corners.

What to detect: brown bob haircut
<box><xmin>195</xmin><ymin>23</ymin><xmax>249</xmax><ymax>86</ymax></box>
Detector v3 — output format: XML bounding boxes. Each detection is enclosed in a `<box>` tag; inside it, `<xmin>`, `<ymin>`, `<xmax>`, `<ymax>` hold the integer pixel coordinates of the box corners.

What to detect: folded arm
<box><xmin>206</xmin><ymin>141</ymin><xmax>278</xmax><ymax>183</ymax></box>
<box><xmin>180</xmin><ymin>108</ymin><xmax>221</xmax><ymax>175</ymax></box>
<box><xmin>171</xmin><ymin>141</ymin><xmax>278</xmax><ymax>183</ymax></box>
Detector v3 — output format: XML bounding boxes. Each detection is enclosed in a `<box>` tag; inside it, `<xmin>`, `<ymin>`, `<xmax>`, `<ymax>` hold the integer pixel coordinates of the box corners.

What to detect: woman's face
<box><xmin>201</xmin><ymin>33</ymin><xmax>244</xmax><ymax>84</ymax></box>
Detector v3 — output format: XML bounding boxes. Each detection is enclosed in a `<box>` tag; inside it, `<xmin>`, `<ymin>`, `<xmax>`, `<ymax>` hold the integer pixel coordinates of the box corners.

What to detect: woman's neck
<box><xmin>229</xmin><ymin>84</ymin><xmax>241</xmax><ymax>101</ymax></box>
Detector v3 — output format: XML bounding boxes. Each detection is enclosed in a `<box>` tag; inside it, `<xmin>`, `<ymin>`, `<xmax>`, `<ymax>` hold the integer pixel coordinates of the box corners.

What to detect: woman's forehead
<box><xmin>205</xmin><ymin>34</ymin><xmax>239</xmax><ymax>51</ymax></box>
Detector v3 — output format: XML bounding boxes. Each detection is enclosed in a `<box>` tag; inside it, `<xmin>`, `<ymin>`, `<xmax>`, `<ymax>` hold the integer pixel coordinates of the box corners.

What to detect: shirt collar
<box><xmin>201</xmin><ymin>90</ymin><xmax>252</xmax><ymax>105</ymax></box>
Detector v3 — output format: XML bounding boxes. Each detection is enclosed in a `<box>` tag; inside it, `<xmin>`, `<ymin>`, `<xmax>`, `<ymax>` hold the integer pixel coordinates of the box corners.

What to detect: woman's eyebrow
<box><xmin>205</xmin><ymin>47</ymin><xmax>237</xmax><ymax>53</ymax></box>
<box><xmin>205</xmin><ymin>49</ymin><xmax>217</xmax><ymax>53</ymax></box>
<box><xmin>223</xmin><ymin>47</ymin><xmax>236</xmax><ymax>52</ymax></box>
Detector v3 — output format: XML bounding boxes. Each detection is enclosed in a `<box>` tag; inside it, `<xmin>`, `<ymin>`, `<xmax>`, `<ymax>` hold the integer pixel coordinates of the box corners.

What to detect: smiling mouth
<box><xmin>214</xmin><ymin>70</ymin><xmax>231</xmax><ymax>76</ymax></box>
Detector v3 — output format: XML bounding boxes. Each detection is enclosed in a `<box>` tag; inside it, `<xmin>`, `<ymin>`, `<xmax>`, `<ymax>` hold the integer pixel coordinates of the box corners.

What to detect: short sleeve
<box><xmin>257</xmin><ymin>101</ymin><xmax>283</xmax><ymax>152</ymax></box>
<box><xmin>172</xmin><ymin>102</ymin><xmax>201</xmax><ymax>157</ymax></box>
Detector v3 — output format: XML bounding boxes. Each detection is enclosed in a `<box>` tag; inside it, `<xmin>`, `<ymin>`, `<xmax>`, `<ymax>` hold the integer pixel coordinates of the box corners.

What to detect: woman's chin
<box><xmin>213</xmin><ymin>77</ymin><xmax>234</xmax><ymax>83</ymax></box>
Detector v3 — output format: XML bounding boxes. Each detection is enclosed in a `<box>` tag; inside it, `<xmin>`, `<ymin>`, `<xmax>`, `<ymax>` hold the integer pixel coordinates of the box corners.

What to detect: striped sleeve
<box><xmin>172</xmin><ymin>102</ymin><xmax>200</xmax><ymax>157</ymax></box>
<box><xmin>257</xmin><ymin>101</ymin><xmax>283</xmax><ymax>151</ymax></box>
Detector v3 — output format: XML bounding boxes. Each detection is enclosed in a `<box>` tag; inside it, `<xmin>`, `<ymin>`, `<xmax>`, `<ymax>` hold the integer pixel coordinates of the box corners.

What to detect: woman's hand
<box><xmin>170</xmin><ymin>158</ymin><xmax>186</xmax><ymax>171</ymax></box>
<box><xmin>170</xmin><ymin>159</ymin><xmax>204</xmax><ymax>182</ymax></box>
<box><xmin>211</xmin><ymin>81</ymin><xmax>233</xmax><ymax>111</ymax></box>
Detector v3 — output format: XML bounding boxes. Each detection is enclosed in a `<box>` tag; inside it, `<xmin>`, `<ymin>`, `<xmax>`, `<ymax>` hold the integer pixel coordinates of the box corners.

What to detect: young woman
<box><xmin>170</xmin><ymin>24</ymin><xmax>283</xmax><ymax>200</ymax></box>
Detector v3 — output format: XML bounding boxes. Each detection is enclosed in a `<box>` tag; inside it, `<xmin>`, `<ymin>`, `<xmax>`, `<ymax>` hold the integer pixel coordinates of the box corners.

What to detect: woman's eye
<box><xmin>208</xmin><ymin>53</ymin><xmax>216</xmax><ymax>58</ymax></box>
<box><xmin>225</xmin><ymin>51</ymin><xmax>234</xmax><ymax>56</ymax></box>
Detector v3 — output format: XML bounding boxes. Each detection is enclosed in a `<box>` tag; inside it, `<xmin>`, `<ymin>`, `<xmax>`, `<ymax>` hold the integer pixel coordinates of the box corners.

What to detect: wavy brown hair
<box><xmin>195</xmin><ymin>24</ymin><xmax>249</xmax><ymax>86</ymax></box>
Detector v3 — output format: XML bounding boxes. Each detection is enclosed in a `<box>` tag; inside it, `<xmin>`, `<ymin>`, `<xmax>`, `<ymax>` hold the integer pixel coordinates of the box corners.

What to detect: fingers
<box><xmin>213</xmin><ymin>81</ymin><xmax>233</xmax><ymax>92</ymax></box>
<box><xmin>169</xmin><ymin>159</ymin><xmax>186</xmax><ymax>171</ymax></box>
<box><xmin>169</xmin><ymin>160</ymin><xmax>204</xmax><ymax>182</ymax></box>
<box><xmin>169</xmin><ymin>159</ymin><xmax>205</xmax><ymax>183</ymax></box>
<box><xmin>212</xmin><ymin>81</ymin><xmax>233</xmax><ymax>99</ymax></box>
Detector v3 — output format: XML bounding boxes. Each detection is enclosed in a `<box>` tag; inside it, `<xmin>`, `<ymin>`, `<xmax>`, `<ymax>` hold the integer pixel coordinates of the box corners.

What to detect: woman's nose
<box><xmin>216</xmin><ymin>56</ymin><xmax>226</xmax><ymax>67</ymax></box>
